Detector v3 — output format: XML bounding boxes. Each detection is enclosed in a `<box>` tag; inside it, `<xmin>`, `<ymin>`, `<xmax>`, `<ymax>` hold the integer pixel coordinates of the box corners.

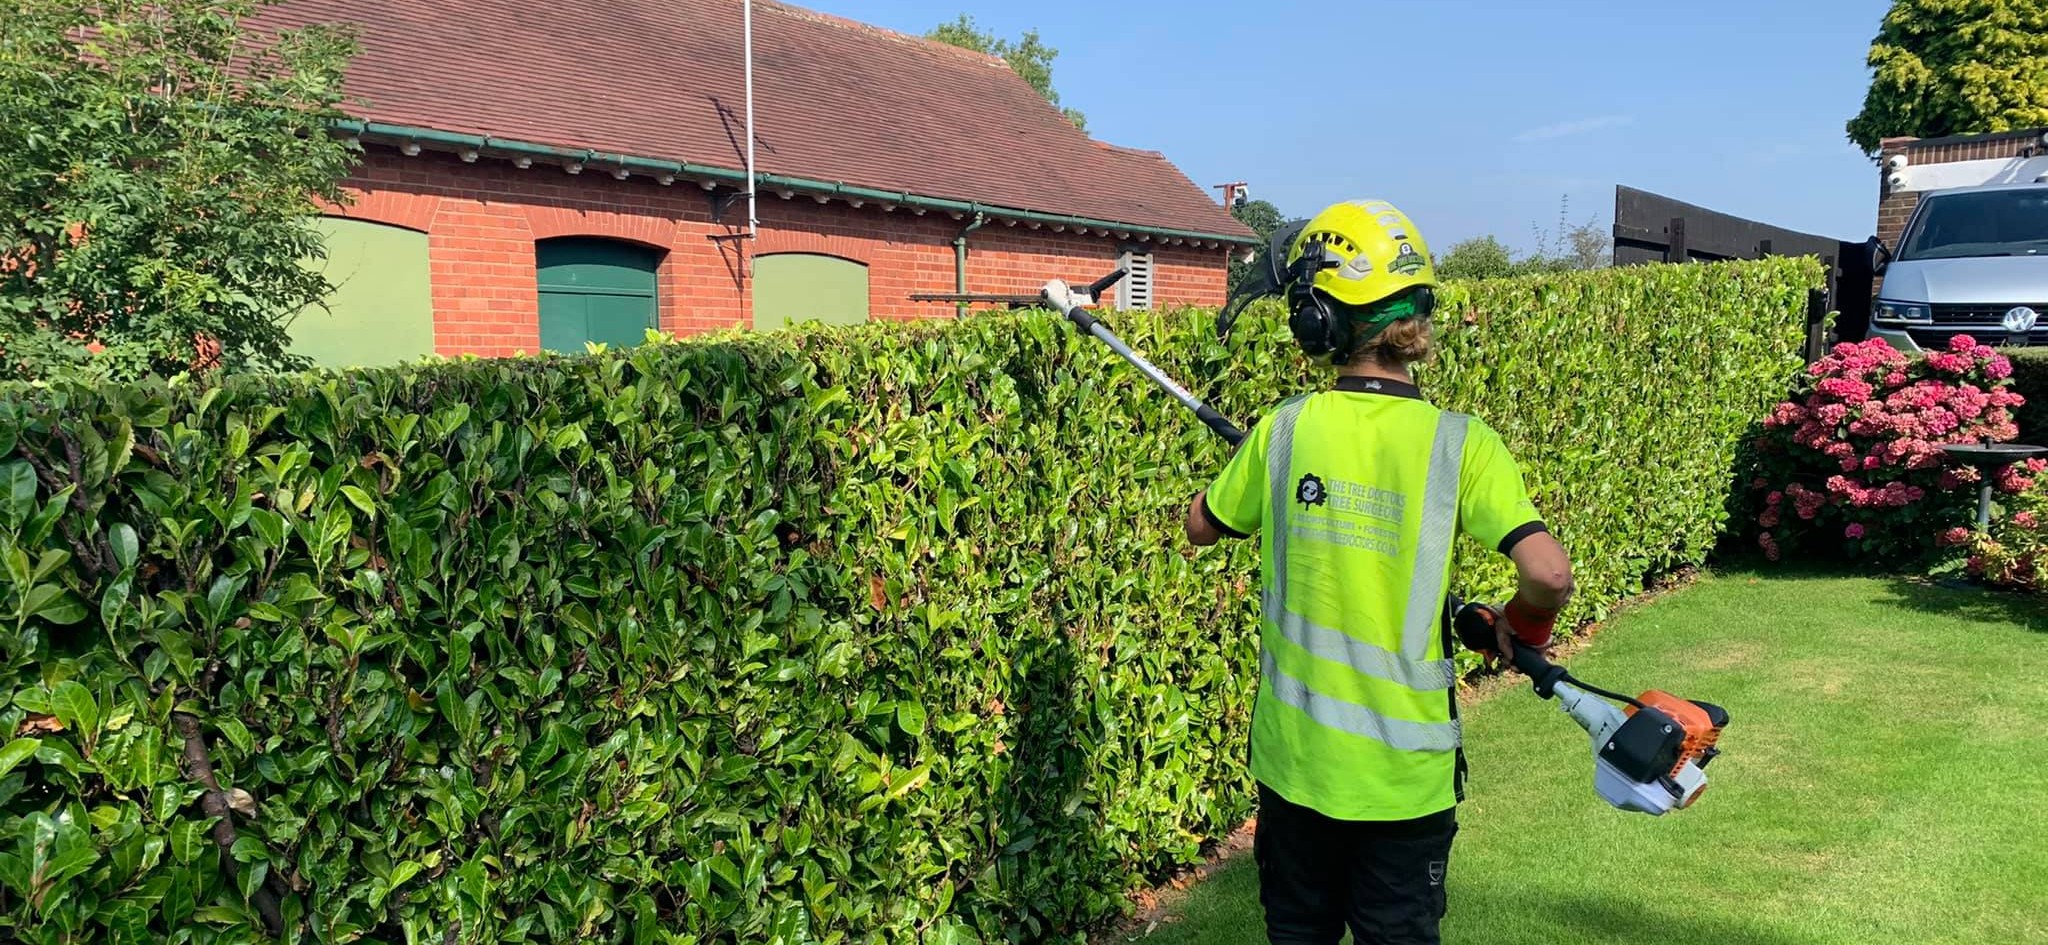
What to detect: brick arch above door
<box><xmin>752</xmin><ymin>229</ymin><xmax>869</xmax><ymax>262</ymax></box>
<box><xmin>321</xmin><ymin>188</ymin><xmax>441</xmax><ymax>233</ymax></box>
<box><xmin>525</xmin><ymin>206</ymin><xmax>675</xmax><ymax>247</ymax></box>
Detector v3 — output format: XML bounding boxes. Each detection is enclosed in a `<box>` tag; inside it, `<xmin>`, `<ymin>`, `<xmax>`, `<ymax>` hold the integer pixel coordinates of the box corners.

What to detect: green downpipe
<box><xmin>953</xmin><ymin>209</ymin><xmax>987</xmax><ymax>319</ymax></box>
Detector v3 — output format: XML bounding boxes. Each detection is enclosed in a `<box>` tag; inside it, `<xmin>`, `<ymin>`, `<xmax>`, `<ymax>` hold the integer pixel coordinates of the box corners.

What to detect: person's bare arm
<box><xmin>1492</xmin><ymin>531</ymin><xmax>1575</xmax><ymax>658</ymax></box>
<box><xmin>1185</xmin><ymin>492</ymin><xmax>1223</xmax><ymax>547</ymax></box>
<box><xmin>1509</xmin><ymin>531</ymin><xmax>1574</xmax><ymax>610</ymax></box>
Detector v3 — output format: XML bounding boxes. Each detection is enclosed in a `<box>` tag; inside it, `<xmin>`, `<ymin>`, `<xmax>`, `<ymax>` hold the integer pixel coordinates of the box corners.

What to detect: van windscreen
<box><xmin>1899</xmin><ymin>189</ymin><xmax>2048</xmax><ymax>261</ymax></box>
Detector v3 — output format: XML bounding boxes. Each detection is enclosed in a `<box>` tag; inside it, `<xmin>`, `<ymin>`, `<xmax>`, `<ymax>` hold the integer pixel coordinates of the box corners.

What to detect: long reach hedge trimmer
<box><xmin>1037</xmin><ymin>269</ymin><xmax>1729</xmax><ymax>817</ymax></box>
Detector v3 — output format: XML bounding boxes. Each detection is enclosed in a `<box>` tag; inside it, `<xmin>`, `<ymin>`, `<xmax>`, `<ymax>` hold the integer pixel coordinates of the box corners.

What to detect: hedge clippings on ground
<box><xmin>0</xmin><ymin>257</ymin><xmax>1820</xmax><ymax>944</ymax></box>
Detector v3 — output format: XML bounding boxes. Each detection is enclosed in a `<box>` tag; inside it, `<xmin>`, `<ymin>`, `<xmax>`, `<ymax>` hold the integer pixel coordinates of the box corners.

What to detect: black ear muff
<box><xmin>1285</xmin><ymin>239</ymin><xmax>1346</xmax><ymax>358</ymax></box>
<box><xmin>1287</xmin><ymin>287</ymin><xmax>1334</xmax><ymax>356</ymax></box>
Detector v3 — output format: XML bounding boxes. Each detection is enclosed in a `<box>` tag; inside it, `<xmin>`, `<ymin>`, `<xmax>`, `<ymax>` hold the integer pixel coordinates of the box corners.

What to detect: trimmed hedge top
<box><xmin>0</xmin><ymin>257</ymin><xmax>1821</xmax><ymax>944</ymax></box>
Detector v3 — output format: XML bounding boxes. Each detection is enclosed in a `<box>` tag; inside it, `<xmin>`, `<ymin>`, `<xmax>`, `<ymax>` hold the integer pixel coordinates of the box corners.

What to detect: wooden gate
<box><xmin>1612</xmin><ymin>185</ymin><xmax>1867</xmax><ymax>357</ymax></box>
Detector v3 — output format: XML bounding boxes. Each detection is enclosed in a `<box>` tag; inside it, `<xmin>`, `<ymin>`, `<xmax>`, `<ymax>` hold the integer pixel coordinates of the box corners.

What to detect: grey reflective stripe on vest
<box><xmin>1264</xmin><ymin>397</ymin><xmax>1309</xmax><ymax>579</ymax></box>
<box><xmin>1400</xmin><ymin>412</ymin><xmax>1469</xmax><ymax>660</ymax></box>
<box><xmin>1262</xmin><ymin>591</ymin><xmax>1455</xmax><ymax>691</ymax></box>
<box><xmin>1261</xmin><ymin>401</ymin><xmax>1469</xmax><ymax>748</ymax></box>
<box><xmin>1261</xmin><ymin>650</ymin><xmax>1462</xmax><ymax>752</ymax></box>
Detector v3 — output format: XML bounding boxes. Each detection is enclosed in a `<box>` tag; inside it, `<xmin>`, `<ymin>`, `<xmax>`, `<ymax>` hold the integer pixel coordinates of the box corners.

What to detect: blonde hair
<box><xmin>1357</xmin><ymin>317</ymin><xmax>1433</xmax><ymax>367</ymax></box>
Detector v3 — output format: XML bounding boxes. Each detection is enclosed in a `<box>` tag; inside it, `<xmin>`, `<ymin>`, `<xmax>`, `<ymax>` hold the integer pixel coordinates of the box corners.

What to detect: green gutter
<box><xmin>333</xmin><ymin>119</ymin><xmax>1259</xmax><ymax>246</ymax></box>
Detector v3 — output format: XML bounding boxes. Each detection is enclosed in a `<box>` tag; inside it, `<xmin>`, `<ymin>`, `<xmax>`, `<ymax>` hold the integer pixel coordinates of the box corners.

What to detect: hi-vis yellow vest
<box><xmin>1203</xmin><ymin>377</ymin><xmax>1543</xmax><ymax>821</ymax></box>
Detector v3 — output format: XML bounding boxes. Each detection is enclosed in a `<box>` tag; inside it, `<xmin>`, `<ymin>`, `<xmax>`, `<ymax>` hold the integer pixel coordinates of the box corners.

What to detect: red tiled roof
<box><xmin>255</xmin><ymin>0</ymin><xmax>1254</xmax><ymax>240</ymax></box>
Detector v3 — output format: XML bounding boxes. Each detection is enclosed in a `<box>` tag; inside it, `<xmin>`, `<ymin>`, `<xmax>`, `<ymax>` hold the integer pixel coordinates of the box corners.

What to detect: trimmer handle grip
<box><xmin>1450</xmin><ymin>600</ymin><xmax>1566</xmax><ymax>698</ymax></box>
<box><xmin>1508</xmin><ymin>639</ymin><xmax>1564</xmax><ymax>694</ymax></box>
<box><xmin>1196</xmin><ymin>404</ymin><xmax>1245</xmax><ymax>447</ymax></box>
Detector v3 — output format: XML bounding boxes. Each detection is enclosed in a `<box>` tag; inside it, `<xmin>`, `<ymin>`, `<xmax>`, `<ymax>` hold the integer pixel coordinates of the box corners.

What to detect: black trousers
<box><xmin>1254</xmin><ymin>782</ymin><xmax>1458</xmax><ymax>945</ymax></box>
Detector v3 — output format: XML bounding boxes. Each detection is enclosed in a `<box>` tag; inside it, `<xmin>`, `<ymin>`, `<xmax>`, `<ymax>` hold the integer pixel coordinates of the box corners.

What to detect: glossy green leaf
<box><xmin>109</xmin><ymin>523</ymin><xmax>139</xmax><ymax>572</ymax></box>
<box><xmin>3</xmin><ymin>461</ymin><xmax>36</xmax><ymax>524</ymax></box>
<box><xmin>50</xmin><ymin>680</ymin><xmax>98</xmax><ymax>735</ymax></box>
<box><xmin>25</xmin><ymin>584</ymin><xmax>88</xmax><ymax>625</ymax></box>
<box><xmin>894</xmin><ymin>701</ymin><xmax>927</xmax><ymax>738</ymax></box>
<box><xmin>0</xmin><ymin>738</ymin><xmax>39</xmax><ymax>779</ymax></box>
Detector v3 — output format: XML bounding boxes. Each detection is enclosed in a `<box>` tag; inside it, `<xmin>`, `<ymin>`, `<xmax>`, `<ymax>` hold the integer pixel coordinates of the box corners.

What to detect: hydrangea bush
<box><xmin>1961</xmin><ymin>483</ymin><xmax>2048</xmax><ymax>590</ymax></box>
<box><xmin>1747</xmin><ymin>335</ymin><xmax>2031</xmax><ymax>563</ymax></box>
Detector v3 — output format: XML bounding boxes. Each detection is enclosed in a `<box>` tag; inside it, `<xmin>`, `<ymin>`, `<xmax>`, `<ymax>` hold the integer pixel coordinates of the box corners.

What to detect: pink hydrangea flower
<box><xmin>1997</xmin><ymin>465</ymin><xmax>2036</xmax><ymax>494</ymax></box>
<box><xmin>1844</xmin><ymin>523</ymin><xmax>1865</xmax><ymax>539</ymax></box>
<box><xmin>2015</xmin><ymin>511</ymin><xmax>2039</xmax><ymax>530</ymax></box>
<box><xmin>1817</xmin><ymin>377</ymin><xmax>1874</xmax><ymax>401</ymax></box>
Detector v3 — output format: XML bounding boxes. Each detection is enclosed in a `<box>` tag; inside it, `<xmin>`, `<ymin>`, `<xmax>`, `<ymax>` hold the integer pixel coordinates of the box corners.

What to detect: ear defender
<box><xmin>1285</xmin><ymin>239</ymin><xmax>1352</xmax><ymax>361</ymax></box>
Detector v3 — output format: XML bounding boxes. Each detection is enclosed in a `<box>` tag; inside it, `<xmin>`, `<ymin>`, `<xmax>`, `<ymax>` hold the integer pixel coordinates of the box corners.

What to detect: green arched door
<box><xmin>753</xmin><ymin>253</ymin><xmax>869</xmax><ymax>330</ymax></box>
<box><xmin>537</xmin><ymin>238</ymin><xmax>661</xmax><ymax>352</ymax></box>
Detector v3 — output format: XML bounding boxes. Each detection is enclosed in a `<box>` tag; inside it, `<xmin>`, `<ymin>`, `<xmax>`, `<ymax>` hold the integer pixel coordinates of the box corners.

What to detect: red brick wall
<box><xmin>326</xmin><ymin>147</ymin><xmax>1234</xmax><ymax>357</ymax></box>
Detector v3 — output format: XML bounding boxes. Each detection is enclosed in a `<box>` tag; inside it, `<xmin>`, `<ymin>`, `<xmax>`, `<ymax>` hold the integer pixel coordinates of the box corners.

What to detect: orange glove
<box><xmin>1504</xmin><ymin>598</ymin><xmax>1558</xmax><ymax>650</ymax></box>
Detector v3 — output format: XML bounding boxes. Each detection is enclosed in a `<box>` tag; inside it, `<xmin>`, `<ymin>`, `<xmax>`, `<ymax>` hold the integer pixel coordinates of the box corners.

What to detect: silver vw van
<box><xmin>1869</xmin><ymin>183</ymin><xmax>2048</xmax><ymax>352</ymax></box>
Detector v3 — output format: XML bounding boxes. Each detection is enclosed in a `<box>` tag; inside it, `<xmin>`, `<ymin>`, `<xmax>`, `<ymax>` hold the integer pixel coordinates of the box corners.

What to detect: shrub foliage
<box><xmin>1745</xmin><ymin>335</ymin><xmax>2029</xmax><ymax>564</ymax></box>
<box><xmin>0</xmin><ymin>0</ymin><xmax>358</xmax><ymax>381</ymax></box>
<box><xmin>2002</xmin><ymin>347</ymin><xmax>2048</xmax><ymax>442</ymax></box>
<box><xmin>0</xmin><ymin>258</ymin><xmax>1818</xmax><ymax>943</ymax></box>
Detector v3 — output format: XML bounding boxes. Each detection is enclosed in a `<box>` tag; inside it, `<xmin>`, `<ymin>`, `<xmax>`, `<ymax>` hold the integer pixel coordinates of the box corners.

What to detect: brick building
<box><xmin>1876</xmin><ymin>128</ymin><xmax>2048</xmax><ymax>250</ymax></box>
<box><xmin>258</xmin><ymin>0</ymin><xmax>1256</xmax><ymax>367</ymax></box>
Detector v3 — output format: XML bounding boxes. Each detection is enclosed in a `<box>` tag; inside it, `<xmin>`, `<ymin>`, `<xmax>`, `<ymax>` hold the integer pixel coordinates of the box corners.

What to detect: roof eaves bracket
<box><xmin>708</xmin><ymin>186</ymin><xmax>754</xmax><ymax>226</ymax></box>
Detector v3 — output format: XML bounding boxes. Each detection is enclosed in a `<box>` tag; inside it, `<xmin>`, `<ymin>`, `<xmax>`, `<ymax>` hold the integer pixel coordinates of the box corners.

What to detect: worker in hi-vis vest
<box><xmin>1186</xmin><ymin>201</ymin><xmax>1575</xmax><ymax>945</ymax></box>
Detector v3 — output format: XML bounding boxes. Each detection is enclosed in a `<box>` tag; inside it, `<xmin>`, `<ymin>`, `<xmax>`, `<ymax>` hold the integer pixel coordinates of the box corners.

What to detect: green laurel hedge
<box><xmin>0</xmin><ymin>257</ymin><xmax>1820</xmax><ymax>944</ymax></box>
<box><xmin>2003</xmin><ymin>348</ymin><xmax>2048</xmax><ymax>443</ymax></box>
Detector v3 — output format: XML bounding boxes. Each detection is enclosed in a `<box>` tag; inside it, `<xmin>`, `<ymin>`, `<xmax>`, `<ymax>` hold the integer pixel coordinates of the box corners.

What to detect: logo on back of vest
<box><xmin>1295</xmin><ymin>473</ymin><xmax>1327</xmax><ymax>508</ymax></box>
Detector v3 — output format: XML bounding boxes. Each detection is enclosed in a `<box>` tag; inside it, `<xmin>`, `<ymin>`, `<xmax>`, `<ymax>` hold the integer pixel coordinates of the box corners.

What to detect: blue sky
<box><xmin>809</xmin><ymin>0</ymin><xmax>1892</xmax><ymax>253</ymax></box>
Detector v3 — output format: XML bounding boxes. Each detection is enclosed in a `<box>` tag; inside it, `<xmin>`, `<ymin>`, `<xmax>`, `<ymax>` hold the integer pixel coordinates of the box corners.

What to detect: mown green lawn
<box><xmin>1117</xmin><ymin>572</ymin><xmax>2048</xmax><ymax>945</ymax></box>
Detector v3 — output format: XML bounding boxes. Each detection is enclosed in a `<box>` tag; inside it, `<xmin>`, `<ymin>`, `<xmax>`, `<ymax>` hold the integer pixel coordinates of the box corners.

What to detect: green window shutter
<box><xmin>753</xmin><ymin>253</ymin><xmax>870</xmax><ymax>330</ymax></box>
<box><xmin>291</xmin><ymin>218</ymin><xmax>436</xmax><ymax>369</ymax></box>
<box><xmin>538</xmin><ymin>238</ymin><xmax>662</xmax><ymax>352</ymax></box>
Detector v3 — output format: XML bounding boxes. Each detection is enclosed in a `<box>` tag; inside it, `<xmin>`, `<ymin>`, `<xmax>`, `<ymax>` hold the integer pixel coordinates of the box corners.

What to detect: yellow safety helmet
<box><xmin>1288</xmin><ymin>200</ymin><xmax>1437</xmax><ymax>309</ymax></box>
<box><xmin>1217</xmin><ymin>199</ymin><xmax>1440</xmax><ymax>363</ymax></box>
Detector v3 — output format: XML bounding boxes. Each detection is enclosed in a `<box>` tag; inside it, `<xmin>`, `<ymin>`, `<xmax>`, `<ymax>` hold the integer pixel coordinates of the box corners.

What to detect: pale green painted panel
<box><xmin>292</xmin><ymin>217</ymin><xmax>436</xmax><ymax>369</ymax></box>
<box><xmin>753</xmin><ymin>253</ymin><xmax>869</xmax><ymax>330</ymax></box>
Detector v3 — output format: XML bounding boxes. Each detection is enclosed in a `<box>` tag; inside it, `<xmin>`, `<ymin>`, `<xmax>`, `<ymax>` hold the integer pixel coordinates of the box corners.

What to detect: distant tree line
<box><xmin>1225</xmin><ymin>196</ymin><xmax>1611</xmax><ymax>291</ymax></box>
